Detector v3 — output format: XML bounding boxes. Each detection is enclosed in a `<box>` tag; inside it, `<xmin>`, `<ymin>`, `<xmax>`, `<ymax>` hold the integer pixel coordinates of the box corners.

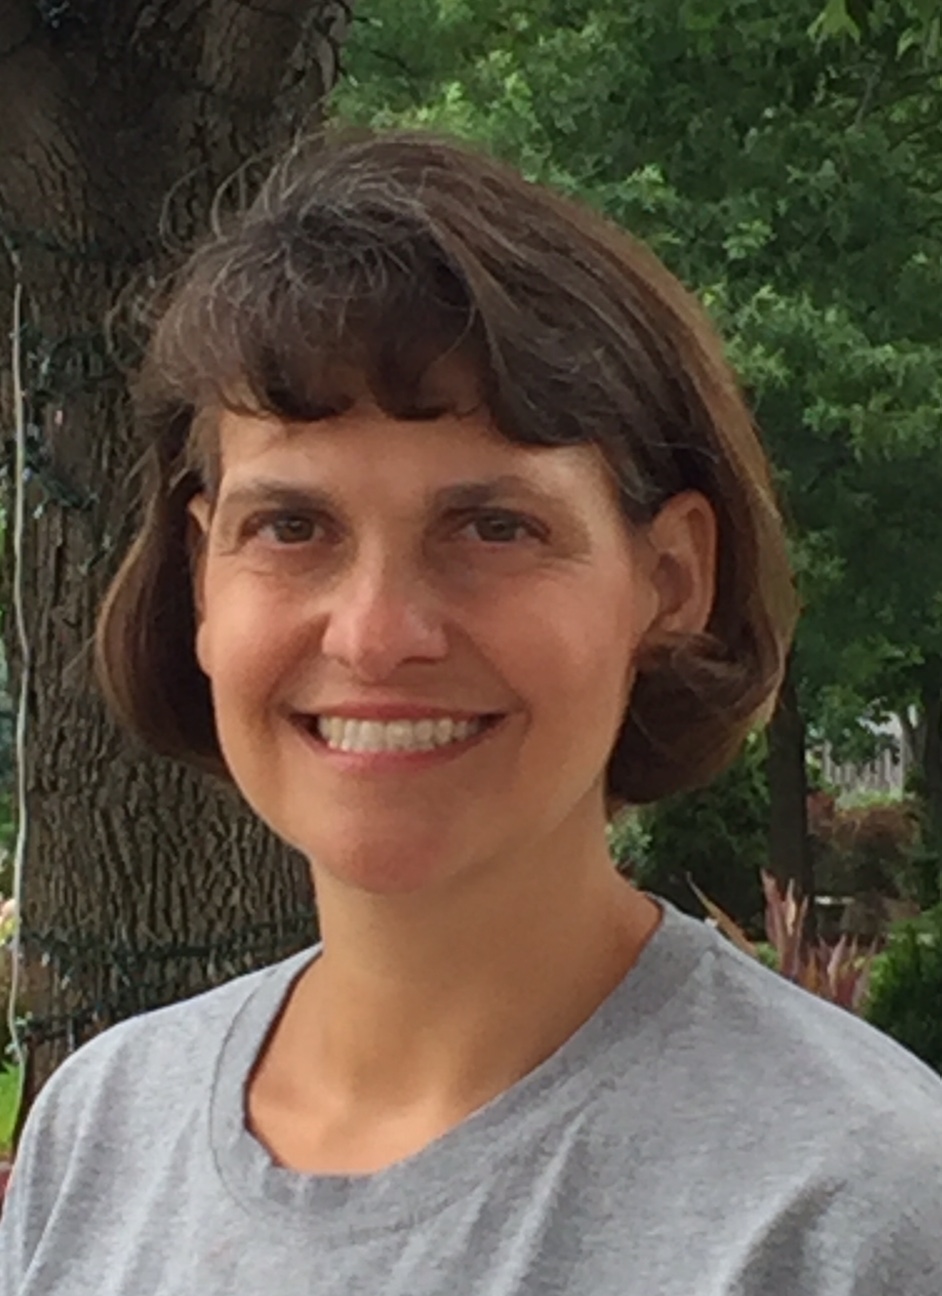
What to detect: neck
<box><xmin>270</xmin><ymin>816</ymin><xmax>660</xmax><ymax>1120</ymax></box>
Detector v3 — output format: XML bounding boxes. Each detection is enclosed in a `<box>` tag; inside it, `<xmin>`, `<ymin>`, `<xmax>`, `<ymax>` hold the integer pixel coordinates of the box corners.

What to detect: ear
<box><xmin>187</xmin><ymin>493</ymin><xmax>212</xmax><ymax>672</ymax></box>
<box><xmin>641</xmin><ymin>490</ymin><xmax>717</xmax><ymax>644</ymax></box>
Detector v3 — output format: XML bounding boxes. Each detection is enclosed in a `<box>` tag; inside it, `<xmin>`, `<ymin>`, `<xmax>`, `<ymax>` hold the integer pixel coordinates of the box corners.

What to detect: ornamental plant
<box><xmin>691</xmin><ymin>870</ymin><xmax>880</xmax><ymax>1014</ymax></box>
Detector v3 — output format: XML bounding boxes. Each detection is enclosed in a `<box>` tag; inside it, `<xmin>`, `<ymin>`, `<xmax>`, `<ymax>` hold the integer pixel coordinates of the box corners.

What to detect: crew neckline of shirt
<box><xmin>209</xmin><ymin>897</ymin><xmax>715</xmax><ymax>1233</ymax></box>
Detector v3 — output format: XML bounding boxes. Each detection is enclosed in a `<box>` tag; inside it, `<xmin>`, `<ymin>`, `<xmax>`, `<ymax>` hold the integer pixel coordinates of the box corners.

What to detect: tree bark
<box><xmin>898</xmin><ymin>705</ymin><xmax>922</xmax><ymax>777</ymax></box>
<box><xmin>766</xmin><ymin>652</ymin><xmax>816</xmax><ymax>936</ymax></box>
<box><xmin>0</xmin><ymin>1</ymin><xmax>353</xmax><ymax>1096</ymax></box>
<box><xmin>919</xmin><ymin>661</ymin><xmax>942</xmax><ymax>865</ymax></box>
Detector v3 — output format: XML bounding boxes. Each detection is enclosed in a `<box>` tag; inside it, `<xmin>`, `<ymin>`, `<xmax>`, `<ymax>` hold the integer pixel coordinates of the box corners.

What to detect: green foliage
<box><xmin>632</xmin><ymin>740</ymin><xmax>770</xmax><ymax>930</ymax></box>
<box><xmin>0</xmin><ymin>1062</ymin><xmax>22</xmax><ymax>1158</ymax></box>
<box><xmin>811</xmin><ymin>0</ymin><xmax>942</xmax><ymax>59</ymax></box>
<box><xmin>865</xmin><ymin>905</ymin><xmax>942</xmax><ymax>1074</ymax></box>
<box><xmin>606</xmin><ymin>809</ymin><xmax>651</xmax><ymax>874</ymax></box>
<box><xmin>903</xmin><ymin>846</ymin><xmax>942</xmax><ymax>909</ymax></box>
<box><xmin>753</xmin><ymin>941</ymin><xmax>781</xmax><ymax>970</ymax></box>
<box><xmin>338</xmin><ymin>0</ymin><xmax>942</xmax><ymax>772</ymax></box>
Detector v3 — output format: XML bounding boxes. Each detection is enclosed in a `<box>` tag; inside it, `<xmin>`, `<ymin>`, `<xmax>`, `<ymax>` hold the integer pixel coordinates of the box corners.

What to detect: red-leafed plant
<box><xmin>690</xmin><ymin>869</ymin><xmax>880</xmax><ymax>1014</ymax></box>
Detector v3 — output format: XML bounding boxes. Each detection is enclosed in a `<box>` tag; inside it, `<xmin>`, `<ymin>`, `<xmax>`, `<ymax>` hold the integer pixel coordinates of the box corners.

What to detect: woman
<box><xmin>2</xmin><ymin>130</ymin><xmax>940</xmax><ymax>1295</ymax></box>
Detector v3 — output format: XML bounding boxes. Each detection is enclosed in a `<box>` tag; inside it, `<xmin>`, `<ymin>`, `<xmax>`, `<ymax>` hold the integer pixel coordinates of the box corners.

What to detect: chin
<box><xmin>292</xmin><ymin>828</ymin><xmax>467</xmax><ymax>896</ymax></box>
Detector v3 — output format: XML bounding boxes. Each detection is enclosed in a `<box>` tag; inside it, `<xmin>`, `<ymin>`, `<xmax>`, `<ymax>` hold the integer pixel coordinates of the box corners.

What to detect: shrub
<box><xmin>809</xmin><ymin>796</ymin><xmax>921</xmax><ymax>900</ymax></box>
<box><xmin>606</xmin><ymin>809</ymin><xmax>651</xmax><ymax>875</ymax></box>
<box><xmin>632</xmin><ymin>738</ymin><xmax>769</xmax><ymax>934</ymax></box>
<box><xmin>865</xmin><ymin>905</ymin><xmax>942</xmax><ymax>1076</ymax></box>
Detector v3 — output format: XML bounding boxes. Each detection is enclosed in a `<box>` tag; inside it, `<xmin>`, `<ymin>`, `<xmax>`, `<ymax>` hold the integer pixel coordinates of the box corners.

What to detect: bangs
<box><xmin>139</xmin><ymin>137</ymin><xmax>705</xmax><ymax>519</ymax></box>
<box><xmin>148</xmin><ymin>208</ymin><xmax>489</xmax><ymax>430</ymax></box>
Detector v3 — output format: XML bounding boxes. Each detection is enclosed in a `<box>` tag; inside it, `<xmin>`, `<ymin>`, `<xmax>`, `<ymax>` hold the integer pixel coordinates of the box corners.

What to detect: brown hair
<box><xmin>96</xmin><ymin>128</ymin><xmax>797</xmax><ymax>807</ymax></box>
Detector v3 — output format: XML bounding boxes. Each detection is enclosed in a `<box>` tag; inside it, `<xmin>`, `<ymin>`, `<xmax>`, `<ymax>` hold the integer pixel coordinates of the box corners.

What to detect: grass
<box><xmin>0</xmin><ymin>1062</ymin><xmax>23</xmax><ymax>1158</ymax></box>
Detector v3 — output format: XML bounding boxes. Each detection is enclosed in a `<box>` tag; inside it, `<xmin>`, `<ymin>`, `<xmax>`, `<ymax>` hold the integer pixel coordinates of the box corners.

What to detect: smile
<box><xmin>318</xmin><ymin>714</ymin><xmax>496</xmax><ymax>752</ymax></box>
<box><xmin>292</xmin><ymin>713</ymin><xmax>505</xmax><ymax>767</ymax></box>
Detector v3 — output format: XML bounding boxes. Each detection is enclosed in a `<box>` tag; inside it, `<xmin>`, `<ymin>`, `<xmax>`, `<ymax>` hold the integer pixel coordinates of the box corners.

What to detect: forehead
<box><xmin>214</xmin><ymin>404</ymin><xmax>624</xmax><ymax>517</ymax></box>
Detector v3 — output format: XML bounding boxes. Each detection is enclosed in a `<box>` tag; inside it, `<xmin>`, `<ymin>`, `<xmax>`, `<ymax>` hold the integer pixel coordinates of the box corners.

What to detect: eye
<box><xmin>254</xmin><ymin>513</ymin><xmax>322</xmax><ymax>545</ymax></box>
<box><xmin>460</xmin><ymin>510</ymin><xmax>544</xmax><ymax>545</ymax></box>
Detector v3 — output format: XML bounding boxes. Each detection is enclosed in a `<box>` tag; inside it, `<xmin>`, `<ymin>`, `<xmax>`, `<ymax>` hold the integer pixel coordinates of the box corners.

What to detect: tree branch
<box><xmin>851</xmin><ymin>60</ymin><xmax>882</xmax><ymax>129</ymax></box>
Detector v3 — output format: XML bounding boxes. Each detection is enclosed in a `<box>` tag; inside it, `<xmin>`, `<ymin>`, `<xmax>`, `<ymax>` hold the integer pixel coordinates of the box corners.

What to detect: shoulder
<box><xmin>693</xmin><ymin>920</ymin><xmax>942</xmax><ymax>1114</ymax></box>
<box><xmin>606</xmin><ymin>901</ymin><xmax>942</xmax><ymax>1181</ymax></box>
<box><xmin>0</xmin><ymin>949</ymin><xmax>314</xmax><ymax>1278</ymax></box>
<box><xmin>596</xmin><ymin>905</ymin><xmax>942</xmax><ymax>1289</ymax></box>
<box><xmin>16</xmin><ymin>946</ymin><xmax>314</xmax><ymax>1161</ymax></box>
<box><xmin>663</xmin><ymin>908</ymin><xmax>942</xmax><ymax>1210</ymax></box>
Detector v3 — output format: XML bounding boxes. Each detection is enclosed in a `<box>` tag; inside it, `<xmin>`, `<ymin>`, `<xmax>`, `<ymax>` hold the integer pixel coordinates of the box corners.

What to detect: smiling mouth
<box><xmin>294</xmin><ymin>713</ymin><xmax>505</xmax><ymax>756</ymax></box>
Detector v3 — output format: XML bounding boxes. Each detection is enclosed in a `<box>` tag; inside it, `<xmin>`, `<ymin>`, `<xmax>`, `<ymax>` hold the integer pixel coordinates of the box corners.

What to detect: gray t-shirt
<box><xmin>2</xmin><ymin>899</ymin><xmax>941</xmax><ymax>1295</ymax></box>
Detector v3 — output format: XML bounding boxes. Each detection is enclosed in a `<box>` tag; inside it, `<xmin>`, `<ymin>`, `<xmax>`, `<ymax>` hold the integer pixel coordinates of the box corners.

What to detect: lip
<box><xmin>290</xmin><ymin>712</ymin><xmax>506</xmax><ymax>773</ymax></box>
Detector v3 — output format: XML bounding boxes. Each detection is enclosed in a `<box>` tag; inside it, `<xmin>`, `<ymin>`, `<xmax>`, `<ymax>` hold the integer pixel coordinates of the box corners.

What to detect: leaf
<box><xmin>913</xmin><ymin>0</ymin><xmax>941</xmax><ymax>24</ymax></box>
<box><xmin>680</xmin><ymin>0</ymin><xmax>729</xmax><ymax>34</ymax></box>
<box><xmin>809</xmin><ymin>0</ymin><xmax>862</xmax><ymax>43</ymax></box>
<box><xmin>897</xmin><ymin>28</ymin><xmax>921</xmax><ymax>56</ymax></box>
<box><xmin>926</xmin><ymin>14</ymin><xmax>941</xmax><ymax>58</ymax></box>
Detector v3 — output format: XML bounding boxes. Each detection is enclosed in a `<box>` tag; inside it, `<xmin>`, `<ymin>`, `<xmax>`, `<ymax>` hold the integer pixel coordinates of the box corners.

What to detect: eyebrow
<box><xmin>216</xmin><ymin>474</ymin><xmax>576</xmax><ymax>516</ymax></box>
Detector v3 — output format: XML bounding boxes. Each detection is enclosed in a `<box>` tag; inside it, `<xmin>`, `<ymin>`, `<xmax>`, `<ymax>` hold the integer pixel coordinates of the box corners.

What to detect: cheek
<box><xmin>196</xmin><ymin>575</ymin><xmax>301</xmax><ymax>699</ymax></box>
<box><xmin>556</xmin><ymin>581</ymin><xmax>654</xmax><ymax>733</ymax></box>
<box><xmin>503</xmin><ymin>587</ymin><xmax>643</xmax><ymax>715</ymax></box>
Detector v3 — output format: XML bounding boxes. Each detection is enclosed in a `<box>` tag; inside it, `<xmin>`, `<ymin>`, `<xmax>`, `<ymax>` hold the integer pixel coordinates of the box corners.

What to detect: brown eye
<box><xmin>463</xmin><ymin>511</ymin><xmax>541</xmax><ymax>544</ymax></box>
<box><xmin>261</xmin><ymin>515</ymin><xmax>318</xmax><ymax>544</ymax></box>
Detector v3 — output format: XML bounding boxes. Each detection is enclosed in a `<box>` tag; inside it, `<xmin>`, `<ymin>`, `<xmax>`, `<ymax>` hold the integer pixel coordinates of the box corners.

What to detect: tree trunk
<box><xmin>766</xmin><ymin>652</ymin><xmax>816</xmax><ymax>936</ymax></box>
<box><xmin>898</xmin><ymin>705</ymin><xmax>922</xmax><ymax>780</ymax></box>
<box><xmin>919</xmin><ymin>662</ymin><xmax>942</xmax><ymax>865</ymax></box>
<box><xmin>0</xmin><ymin>1</ymin><xmax>353</xmax><ymax>1097</ymax></box>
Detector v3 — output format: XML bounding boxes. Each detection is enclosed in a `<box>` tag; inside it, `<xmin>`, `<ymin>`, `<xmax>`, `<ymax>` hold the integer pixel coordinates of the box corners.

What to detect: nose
<box><xmin>318</xmin><ymin>551</ymin><xmax>450</xmax><ymax>681</ymax></box>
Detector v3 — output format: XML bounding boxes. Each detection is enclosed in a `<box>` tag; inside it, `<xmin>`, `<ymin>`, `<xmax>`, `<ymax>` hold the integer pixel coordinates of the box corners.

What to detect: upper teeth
<box><xmin>316</xmin><ymin>716</ymin><xmax>487</xmax><ymax>753</ymax></box>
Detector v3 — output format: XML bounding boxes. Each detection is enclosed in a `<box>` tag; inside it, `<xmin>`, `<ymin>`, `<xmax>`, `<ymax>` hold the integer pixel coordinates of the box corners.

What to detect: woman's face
<box><xmin>189</xmin><ymin>400</ymin><xmax>714</xmax><ymax>896</ymax></box>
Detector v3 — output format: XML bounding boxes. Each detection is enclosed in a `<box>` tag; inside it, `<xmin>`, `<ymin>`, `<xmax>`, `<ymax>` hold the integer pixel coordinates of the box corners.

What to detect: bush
<box><xmin>865</xmin><ymin>905</ymin><xmax>942</xmax><ymax>1076</ymax></box>
<box><xmin>607</xmin><ymin>809</ymin><xmax>651</xmax><ymax>875</ymax></box>
<box><xmin>631</xmin><ymin>738</ymin><xmax>769</xmax><ymax>934</ymax></box>
<box><xmin>900</xmin><ymin>846</ymin><xmax>942</xmax><ymax>911</ymax></box>
<box><xmin>808</xmin><ymin>795</ymin><xmax>921</xmax><ymax>900</ymax></box>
